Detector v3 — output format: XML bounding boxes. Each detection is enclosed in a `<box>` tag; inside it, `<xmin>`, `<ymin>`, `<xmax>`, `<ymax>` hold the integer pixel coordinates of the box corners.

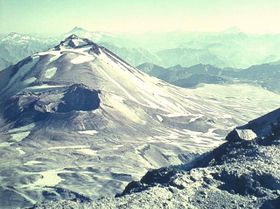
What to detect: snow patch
<box><xmin>156</xmin><ymin>115</ymin><xmax>163</xmax><ymax>122</ymax></box>
<box><xmin>29</xmin><ymin>170</ymin><xmax>63</xmax><ymax>187</ymax></box>
<box><xmin>23</xmin><ymin>77</ymin><xmax>37</xmax><ymax>85</ymax></box>
<box><xmin>8</xmin><ymin>123</ymin><xmax>35</xmax><ymax>133</ymax></box>
<box><xmin>10</xmin><ymin>131</ymin><xmax>30</xmax><ymax>142</ymax></box>
<box><xmin>26</xmin><ymin>84</ymin><xmax>65</xmax><ymax>90</ymax></box>
<box><xmin>71</xmin><ymin>55</ymin><xmax>94</xmax><ymax>64</ymax></box>
<box><xmin>48</xmin><ymin>145</ymin><xmax>90</xmax><ymax>150</ymax></box>
<box><xmin>44</xmin><ymin>67</ymin><xmax>57</xmax><ymax>79</ymax></box>
<box><xmin>37</xmin><ymin>51</ymin><xmax>61</xmax><ymax>57</ymax></box>
<box><xmin>72</xmin><ymin>38</ymin><xmax>87</xmax><ymax>47</ymax></box>
<box><xmin>0</xmin><ymin>142</ymin><xmax>12</xmax><ymax>147</ymax></box>
<box><xmin>24</xmin><ymin>160</ymin><xmax>42</xmax><ymax>166</ymax></box>
<box><xmin>49</xmin><ymin>54</ymin><xmax>62</xmax><ymax>63</ymax></box>
<box><xmin>78</xmin><ymin>130</ymin><xmax>98</xmax><ymax>135</ymax></box>
<box><xmin>78</xmin><ymin>148</ymin><xmax>97</xmax><ymax>156</ymax></box>
<box><xmin>16</xmin><ymin>147</ymin><xmax>26</xmax><ymax>155</ymax></box>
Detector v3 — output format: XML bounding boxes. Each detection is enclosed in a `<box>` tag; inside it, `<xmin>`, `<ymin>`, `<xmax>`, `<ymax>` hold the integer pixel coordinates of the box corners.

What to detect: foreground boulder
<box><xmin>226</xmin><ymin>128</ymin><xmax>257</xmax><ymax>142</ymax></box>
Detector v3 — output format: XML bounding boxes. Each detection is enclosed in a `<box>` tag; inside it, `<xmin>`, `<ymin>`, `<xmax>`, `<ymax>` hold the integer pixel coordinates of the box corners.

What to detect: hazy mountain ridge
<box><xmin>0</xmin><ymin>28</ymin><xmax>161</xmax><ymax>70</ymax></box>
<box><xmin>137</xmin><ymin>62</ymin><xmax>280</xmax><ymax>93</ymax></box>
<box><xmin>2</xmin><ymin>27</ymin><xmax>280</xmax><ymax>71</ymax></box>
<box><xmin>0</xmin><ymin>33</ymin><xmax>58</xmax><ymax>70</ymax></box>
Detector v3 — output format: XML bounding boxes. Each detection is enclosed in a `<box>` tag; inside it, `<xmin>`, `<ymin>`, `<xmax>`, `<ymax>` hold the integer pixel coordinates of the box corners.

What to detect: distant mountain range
<box><xmin>3</xmin><ymin>29</ymin><xmax>279</xmax><ymax>94</ymax></box>
<box><xmin>0</xmin><ymin>33</ymin><xmax>57</xmax><ymax>70</ymax></box>
<box><xmin>137</xmin><ymin>62</ymin><xmax>280</xmax><ymax>93</ymax></box>
<box><xmin>0</xmin><ymin>28</ymin><xmax>160</xmax><ymax>70</ymax></box>
<box><xmin>2</xmin><ymin>27</ymin><xmax>280</xmax><ymax>70</ymax></box>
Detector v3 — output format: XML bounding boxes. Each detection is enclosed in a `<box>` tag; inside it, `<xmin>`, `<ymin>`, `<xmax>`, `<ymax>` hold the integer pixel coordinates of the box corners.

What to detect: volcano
<box><xmin>0</xmin><ymin>35</ymin><xmax>278</xmax><ymax>208</ymax></box>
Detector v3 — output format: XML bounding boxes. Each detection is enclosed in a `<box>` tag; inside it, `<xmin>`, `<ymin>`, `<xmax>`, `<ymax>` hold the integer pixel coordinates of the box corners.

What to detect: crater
<box><xmin>3</xmin><ymin>83</ymin><xmax>100</xmax><ymax>126</ymax></box>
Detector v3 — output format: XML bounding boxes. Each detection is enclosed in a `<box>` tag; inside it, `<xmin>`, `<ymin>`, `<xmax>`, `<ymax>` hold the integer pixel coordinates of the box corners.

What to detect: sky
<box><xmin>0</xmin><ymin>0</ymin><xmax>280</xmax><ymax>35</ymax></box>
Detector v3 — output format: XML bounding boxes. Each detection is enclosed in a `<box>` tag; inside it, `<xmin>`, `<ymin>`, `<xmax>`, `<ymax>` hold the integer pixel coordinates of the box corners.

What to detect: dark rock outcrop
<box><xmin>3</xmin><ymin>84</ymin><xmax>100</xmax><ymax>126</ymax></box>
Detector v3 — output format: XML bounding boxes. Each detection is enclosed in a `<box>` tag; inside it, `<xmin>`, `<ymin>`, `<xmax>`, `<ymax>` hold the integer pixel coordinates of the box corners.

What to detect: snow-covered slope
<box><xmin>0</xmin><ymin>35</ymin><xmax>279</xmax><ymax>209</ymax></box>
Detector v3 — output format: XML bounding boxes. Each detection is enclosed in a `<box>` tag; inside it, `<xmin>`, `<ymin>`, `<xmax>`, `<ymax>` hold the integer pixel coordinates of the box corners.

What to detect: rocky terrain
<box><xmin>33</xmin><ymin>107</ymin><xmax>280</xmax><ymax>209</ymax></box>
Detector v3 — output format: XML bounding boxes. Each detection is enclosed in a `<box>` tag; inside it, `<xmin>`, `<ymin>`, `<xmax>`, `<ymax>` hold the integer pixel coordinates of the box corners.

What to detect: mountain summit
<box><xmin>56</xmin><ymin>34</ymin><xmax>94</xmax><ymax>48</ymax></box>
<box><xmin>68</xmin><ymin>26</ymin><xmax>88</xmax><ymax>33</ymax></box>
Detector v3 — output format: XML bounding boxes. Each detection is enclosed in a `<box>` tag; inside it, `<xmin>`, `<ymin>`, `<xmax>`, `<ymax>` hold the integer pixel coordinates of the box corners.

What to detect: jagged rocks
<box><xmin>57</xmin><ymin>84</ymin><xmax>100</xmax><ymax>113</ymax></box>
<box><xmin>120</xmin><ymin>167</ymin><xmax>177</xmax><ymax>196</ymax></box>
<box><xmin>2</xmin><ymin>84</ymin><xmax>100</xmax><ymax>126</ymax></box>
<box><xmin>213</xmin><ymin>171</ymin><xmax>280</xmax><ymax>197</ymax></box>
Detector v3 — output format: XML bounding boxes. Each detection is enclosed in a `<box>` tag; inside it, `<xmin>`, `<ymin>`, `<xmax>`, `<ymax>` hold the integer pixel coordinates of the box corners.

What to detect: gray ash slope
<box><xmin>0</xmin><ymin>35</ymin><xmax>279</xmax><ymax>209</ymax></box>
<box><xmin>33</xmin><ymin>107</ymin><xmax>280</xmax><ymax>209</ymax></box>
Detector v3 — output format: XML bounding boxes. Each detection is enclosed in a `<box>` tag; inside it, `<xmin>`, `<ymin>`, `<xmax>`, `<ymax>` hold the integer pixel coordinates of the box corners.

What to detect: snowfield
<box><xmin>44</xmin><ymin>67</ymin><xmax>57</xmax><ymax>79</ymax></box>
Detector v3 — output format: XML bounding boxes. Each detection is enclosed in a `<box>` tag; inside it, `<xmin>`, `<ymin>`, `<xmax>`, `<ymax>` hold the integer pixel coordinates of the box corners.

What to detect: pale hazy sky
<box><xmin>0</xmin><ymin>0</ymin><xmax>280</xmax><ymax>35</ymax></box>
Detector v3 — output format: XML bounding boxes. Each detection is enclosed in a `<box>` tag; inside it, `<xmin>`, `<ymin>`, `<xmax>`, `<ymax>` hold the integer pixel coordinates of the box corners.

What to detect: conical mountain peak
<box><xmin>55</xmin><ymin>34</ymin><xmax>99</xmax><ymax>50</ymax></box>
<box><xmin>70</xmin><ymin>26</ymin><xmax>87</xmax><ymax>32</ymax></box>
